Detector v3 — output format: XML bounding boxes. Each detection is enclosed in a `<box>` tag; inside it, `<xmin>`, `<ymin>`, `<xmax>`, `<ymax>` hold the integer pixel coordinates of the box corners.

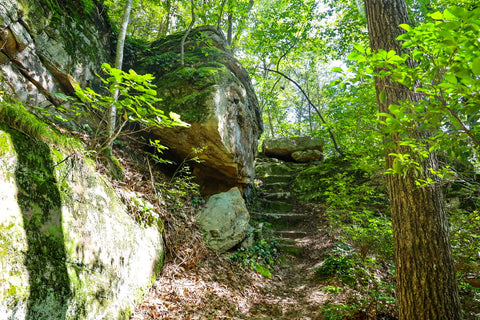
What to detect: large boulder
<box><xmin>132</xmin><ymin>26</ymin><xmax>263</xmax><ymax>195</ymax></box>
<box><xmin>0</xmin><ymin>0</ymin><xmax>112</xmax><ymax>106</ymax></box>
<box><xmin>262</xmin><ymin>136</ymin><xmax>324</xmax><ymax>162</ymax></box>
<box><xmin>196</xmin><ymin>187</ymin><xmax>250</xmax><ymax>253</ymax></box>
<box><xmin>0</xmin><ymin>126</ymin><xmax>163</xmax><ymax>320</ymax></box>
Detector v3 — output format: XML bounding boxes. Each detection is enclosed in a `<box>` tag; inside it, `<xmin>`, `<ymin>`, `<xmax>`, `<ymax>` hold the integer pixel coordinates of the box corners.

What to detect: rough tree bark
<box><xmin>364</xmin><ymin>0</ymin><xmax>462</xmax><ymax>319</ymax></box>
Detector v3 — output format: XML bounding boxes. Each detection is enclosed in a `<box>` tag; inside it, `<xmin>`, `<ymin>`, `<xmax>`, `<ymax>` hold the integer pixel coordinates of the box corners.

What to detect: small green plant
<box><xmin>315</xmin><ymin>254</ymin><xmax>356</xmax><ymax>285</ymax></box>
<box><xmin>322</xmin><ymin>286</ymin><xmax>343</xmax><ymax>294</ymax></box>
<box><xmin>230</xmin><ymin>224</ymin><xmax>279</xmax><ymax>277</ymax></box>
<box><xmin>319</xmin><ymin>303</ymin><xmax>361</xmax><ymax>320</ymax></box>
<box><xmin>127</xmin><ymin>192</ymin><xmax>164</xmax><ymax>230</ymax></box>
<box><xmin>322</xmin><ymin>173</ymin><xmax>393</xmax><ymax>260</ymax></box>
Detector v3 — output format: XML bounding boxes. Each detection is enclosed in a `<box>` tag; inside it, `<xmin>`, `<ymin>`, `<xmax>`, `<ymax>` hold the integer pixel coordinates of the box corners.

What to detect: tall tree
<box><xmin>363</xmin><ymin>0</ymin><xmax>461</xmax><ymax>319</ymax></box>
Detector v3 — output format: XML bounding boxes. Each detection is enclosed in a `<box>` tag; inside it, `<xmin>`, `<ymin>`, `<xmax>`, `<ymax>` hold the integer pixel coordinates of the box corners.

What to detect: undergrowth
<box><xmin>229</xmin><ymin>222</ymin><xmax>279</xmax><ymax>278</ymax></box>
<box><xmin>318</xmin><ymin>164</ymin><xmax>397</xmax><ymax>318</ymax></box>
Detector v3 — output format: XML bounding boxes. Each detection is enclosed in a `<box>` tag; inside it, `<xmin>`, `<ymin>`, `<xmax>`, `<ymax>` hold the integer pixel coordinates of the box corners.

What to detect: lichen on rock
<box><xmin>196</xmin><ymin>187</ymin><xmax>250</xmax><ymax>253</ymax></box>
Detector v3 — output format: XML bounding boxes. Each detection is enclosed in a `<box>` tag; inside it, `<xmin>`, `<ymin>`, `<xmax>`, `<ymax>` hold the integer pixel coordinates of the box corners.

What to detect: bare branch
<box><xmin>265</xmin><ymin>67</ymin><xmax>345</xmax><ymax>157</ymax></box>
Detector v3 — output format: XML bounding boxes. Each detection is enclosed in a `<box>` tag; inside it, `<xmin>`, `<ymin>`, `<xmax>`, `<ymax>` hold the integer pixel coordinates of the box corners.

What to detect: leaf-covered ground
<box><xmin>128</xmin><ymin>202</ymin><xmax>394</xmax><ymax>320</ymax></box>
<box><xmin>130</xmin><ymin>205</ymin><xmax>331</xmax><ymax>320</ymax></box>
<box><xmin>109</xmin><ymin>144</ymin><xmax>477</xmax><ymax>320</ymax></box>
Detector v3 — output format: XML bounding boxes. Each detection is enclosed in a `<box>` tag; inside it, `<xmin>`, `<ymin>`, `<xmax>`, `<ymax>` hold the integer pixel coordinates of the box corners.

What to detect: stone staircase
<box><xmin>252</xmin><ymin>155</ymin><xmax>311</xmax><ymax>257</ymax></box>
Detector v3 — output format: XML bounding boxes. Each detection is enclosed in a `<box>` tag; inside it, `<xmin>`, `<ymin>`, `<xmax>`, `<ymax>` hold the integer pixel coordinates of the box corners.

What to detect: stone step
<box><xmin>252</xmin><ymin>199</ymin><xmax>293</xmax><ymax>213</ymax></box>
<box><xmin>279</xmin><ymin>243</ymin><xmax>304</xmax><ymax>257</ymax></box>
<box><xmin>256</xmin><ymin>174</ymin><xmax>292</xmax><ymax>184</ymax></box>
<box><xmin>255</xmin><ymin>162</ymin><xmax>295</xmax><ymax>176</ymax></box>
<box><xmin>262</xmin><ymin>191</ymin><xmax>292</xmax><ymax>202</ymax></box>
<box><xmin>275</xmin><ymin>237</ymin><xmax>304</xmax><ymax>256</ymax></box>
<box><xmin>251</xmin><ymin>212</ymin><xmax>309</xmax><ymax>225</ymax></box>
<box><xmin>274</xmin><ymin>230</ymin><xmax>308</xmax><ymax>239</ymax></box>
<box><xmin>260</xmin><ymin>182</ymin><xmax>290</xmax><ymax>193</ymax></box>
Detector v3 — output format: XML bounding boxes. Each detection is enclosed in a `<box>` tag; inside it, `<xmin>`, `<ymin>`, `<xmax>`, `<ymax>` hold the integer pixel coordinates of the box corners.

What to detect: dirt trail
<box><xmin>130</xmin><ymin>156</ymin><xmax>355</xmax><ymax>319</ymax></box>
<box><xmin>130</xmin><ymin>200</ymin><xmax>343</xmax><ymax>320</ymax></box>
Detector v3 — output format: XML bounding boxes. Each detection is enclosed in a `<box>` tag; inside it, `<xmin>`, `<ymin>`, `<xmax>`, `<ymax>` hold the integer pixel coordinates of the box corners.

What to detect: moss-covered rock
<box><xmin>0</xmin><ymin>123</ymin><xmax>163</xmax><ymax>320</ymax></box>
<box><xmin>0</xmin><ymin>0</ymin><xmax>112</xmax><ymax>105</ymax></box>
<box><xmin>130</xmin><ymin>26</ymin><xmax>263</xmax><ymax>195</ymax></box>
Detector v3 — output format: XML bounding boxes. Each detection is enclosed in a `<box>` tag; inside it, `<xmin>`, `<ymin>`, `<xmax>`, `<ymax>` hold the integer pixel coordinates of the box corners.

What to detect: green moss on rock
<box><xmin>0</xmin><ymin>109</ymin><xmax>164</xmax><ymax>319</ymax></box>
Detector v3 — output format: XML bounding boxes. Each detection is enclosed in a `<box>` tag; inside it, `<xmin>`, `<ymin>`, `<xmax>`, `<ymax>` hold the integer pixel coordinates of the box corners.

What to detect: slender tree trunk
<box><xmin>217</xmin><ymin>0</ymin><xmax>228</xmax><ymax>28</ymax></box>
<box><xmin>158</xmin><ymin>0</ymin><xmax>172</xmax><ymax>37</ymax></box>
<box><xmin>364</xmin><ymin>1</ymin><xmax>461</xmax><ymax>319</ymax></box>
<box><xmin>226</xmin><ymin>11</ymin><xmax>233</xmax><ymax>46</ymax></box>
<box><xmin>105</xmin><ymin>0</ymin><xmax>133</xmax><ymax>156</ymax></box>
<box><xmin>181</xmin><ymin>0</ymin><xmax>196</xmax><ymax>67</ymax></box>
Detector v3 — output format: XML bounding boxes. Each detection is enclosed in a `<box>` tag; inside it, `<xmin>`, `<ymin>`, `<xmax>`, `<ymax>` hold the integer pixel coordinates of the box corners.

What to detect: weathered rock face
<box><xmin>291</xmin><ymin>149</ymin><xmax>323</xmax><ymax>163</ymax></box>
<box><xmin>132</xmin><ymin>26</ymin><xmax>263</xmax><ymax>195</ymax></box>
<box><xmin>0</xmin><ymin>0</ymin><xmax>112</xmax><ymax>106</ymax></box>
<box><xmin>196</xmin><ymin>187</ymin><xmax>250</xmax><ymax>253</ymax></box>
<box><xmin>262</xmin><ymin>136</ymin><xmax>324</xmax><ymax>162</ymax></box>
<box><xmin>0</xmin><ymin>127</ymin><xmax>163</xmax><ymax>320</ymax></box>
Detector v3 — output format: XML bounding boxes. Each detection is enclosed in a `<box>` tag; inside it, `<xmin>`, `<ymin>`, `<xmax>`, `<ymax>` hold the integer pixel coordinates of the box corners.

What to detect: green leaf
<box><xmin>347</xmin><ymin>51</ymin><xmax>363</xmax><ymax>61</ymax></box>
<box><xmin>444</xmin><ymin>73</ymin><xmax>457</xmax><ymax>84</ymax></box>
<box><xmin>443</xmin><ymin>8</ymin><xmax>457</xmax><ymax>20</ymax></box>
<box><xmin>331</xmin><ymin>67</ymin><xmax>343</xmax><ymax>73</ymax></box>
<box><xmin>353</xmin><ymin>43</ymin><xmax>365</xmax><ymax>54</ymax></box>
<box><xmin>379</xmin><ymin>89</ymin><xmax>387</xmax><ymax>104</ymax></box>
<box><xmin>430</xmin><ymin>11</ymin><xmax>444</xmax><ymax>20</ymax></box>
<box><xmin>391</xmin><ymin>72</ymin><xmax>405</xmax><ymax>82</ymax></box>
<box><xmin>399</xmin><ymin>24</ymin><xmax>411</xmax><ymax>32</ymax></box>
<box><xmin>471</xmin><ymin>57</ymin><xmax>480</xmax><ymax>76</ymax></box>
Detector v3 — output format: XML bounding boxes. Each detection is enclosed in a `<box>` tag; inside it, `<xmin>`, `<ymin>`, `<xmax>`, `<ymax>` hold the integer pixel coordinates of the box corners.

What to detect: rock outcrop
<box><xmin>196</xmin><ymin>187</ymin><xmax>250</xmax><ymax>253</ymax></box>
<box><xmin>0</xmin><ymin>126</ymin><xmax>163</xmax><ymax>320</ymax></box>
<box><xmin>132</xmin><ymin>26</ymin><xmax>263</xmax><ymax>195</ymax></box>
<box><xmin>0</xmin><ymin>0</ymin><xmax>112</xmax><ymax>107</ymax></box>
<box><xmin>262</xmin><ymin>136</ymin><xmax>324</xmax><ymax>162</ymax></box>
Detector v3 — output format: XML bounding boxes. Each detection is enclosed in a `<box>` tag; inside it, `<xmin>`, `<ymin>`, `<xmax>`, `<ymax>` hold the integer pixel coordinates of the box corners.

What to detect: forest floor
<box><xmin>95</xmin><ymin>142</ymin><xmax>478</xmax><ymax>320</ymax></box>
<box><xmin>129</xmin><ymin>202</ymin><xmax>379</xmax><ymax>320</ymax></box>
<box><xmin>109</xmin><ymin>144</ymin><xmax>396</xmax><ymax>320</ymax></box>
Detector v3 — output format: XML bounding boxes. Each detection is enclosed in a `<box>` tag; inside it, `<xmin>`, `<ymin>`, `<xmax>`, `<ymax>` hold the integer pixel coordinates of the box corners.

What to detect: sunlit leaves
<box><xmin>75</xmin><ymin>63</ymin><xmax>189</xmax><ymax>147</ymax></box>
<box><xmin>345</xmin><ymin>5</ymin><xmax>480</xmax><ymax>178</ymax></box>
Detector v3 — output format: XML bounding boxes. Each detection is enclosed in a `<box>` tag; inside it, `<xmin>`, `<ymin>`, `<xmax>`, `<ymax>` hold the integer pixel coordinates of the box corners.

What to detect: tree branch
<box><xmin>265</xmin><ymin>67</ymin><xmax>345</xmax><ymax>158</ymax></box>
<box><xmin>181</xmin><ymin>0</ymin><xmax>196</xmax><ymax>67</ymax></box>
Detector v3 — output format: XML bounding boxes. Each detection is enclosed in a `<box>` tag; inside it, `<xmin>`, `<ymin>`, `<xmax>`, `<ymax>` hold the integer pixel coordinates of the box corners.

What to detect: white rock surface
<box><xmin>197</xmin><ymin>187</ymin><xmax>250</xmax><ymax>253</ymax></box>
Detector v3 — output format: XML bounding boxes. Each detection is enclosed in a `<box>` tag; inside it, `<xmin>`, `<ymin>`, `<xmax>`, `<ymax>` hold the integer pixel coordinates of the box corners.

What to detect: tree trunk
<box><xmin>227</xmin><ymin>11</ymin><xmax>233</xmax><ymax>46</ymax></box>
<box><xmin>181</xmin><ymin>0</ymin><xmax>196</xmax><ymax>67</ymax></box>
<box><xmin>364</xmin><ymin>1</ymin><xmax>462</xmax><ymax>319</ymax></box>
<box><xmin>105</xmin><ymin>0</ymin><xmax>133</xmax><ymax>157</ymax></box>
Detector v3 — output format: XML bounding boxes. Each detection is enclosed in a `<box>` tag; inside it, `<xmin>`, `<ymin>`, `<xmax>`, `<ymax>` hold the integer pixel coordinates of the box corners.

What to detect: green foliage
<box><xmin>319</xmin><ymin>303</ymin><xmax>361</xmax><ymax>320</ymax></box>
<box><xmin>345</xmin><ymin>6</ymin><xmax>480</xmax><ymax>178</ymax></box>
<box><xmin>230</xmin><ymin>223</ymin><xmax>279</xmax><ymax>278</ymax></box>
<box><xmin>75</xmin><ymin>63</ymin><xmax>189</xmax><ymax>151</ymax></box>
<box><xmin>156</xmin><ymin>149</ymin><xmax>205</xmax><ymax>215</ymax></box>
<box><xmin>315</xmin><ymin>243</ymin><xmax>397</xmax><ymax>317</ymax></box>
<box><xmin>450</xmin><ymin>209</ymin><xmax>480</xmax><ymax>274</ymax></box>
<box><xmin>323</xmin><ymin>172</ymin><xmax>393</xmax><ymax>261</ymax></box>
<box><xmin>128</xmin><ymin>193</ymin><xmax>163</xmax><ymax>229</ymax></box>
<box><xmin>315</xmin><ymin>254</ymin><xmax>356</xmax><ymax>285</ymax></box>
